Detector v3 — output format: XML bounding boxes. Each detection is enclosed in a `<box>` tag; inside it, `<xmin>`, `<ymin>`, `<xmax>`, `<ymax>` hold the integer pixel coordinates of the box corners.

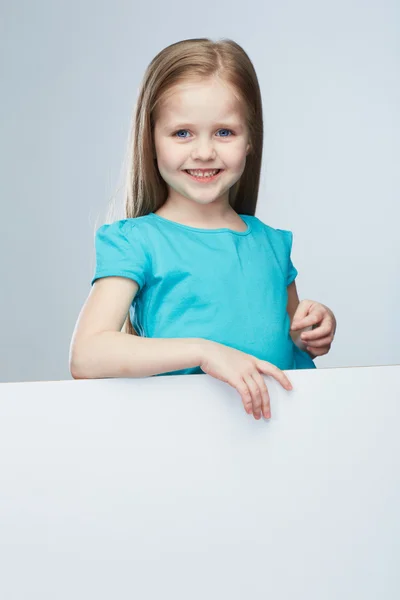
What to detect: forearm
<box><xmin>70</xmin><ymin>332</ymin><xmax>208</xmax><ymax>379</ymax></box>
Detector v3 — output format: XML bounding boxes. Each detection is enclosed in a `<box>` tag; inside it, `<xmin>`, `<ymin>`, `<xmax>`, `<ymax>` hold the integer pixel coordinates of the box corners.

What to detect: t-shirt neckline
<box><xmin>148</xmin><ymin>212</ymin><xmax>252</xmax><ymax>236</ymax></box>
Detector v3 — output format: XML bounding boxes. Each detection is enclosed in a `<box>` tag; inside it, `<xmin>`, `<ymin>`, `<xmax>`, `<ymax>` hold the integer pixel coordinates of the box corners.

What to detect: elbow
<box><xmin>69</xmin><ymin>356</ymin><xmax>88</xmax><ymax>380</ymax></box>
<box><xmin>69</xmin><ymin>341</ymin><xmax>92</xmax><ymax>380</ymax></box>
<box><xmin>70</xmin><ymin>366</ymin><xmax>86</xmax><ymax>380</ymax></box>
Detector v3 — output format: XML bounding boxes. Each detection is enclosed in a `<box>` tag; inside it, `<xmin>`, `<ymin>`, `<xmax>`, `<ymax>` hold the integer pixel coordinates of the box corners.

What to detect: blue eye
<box><xmin>218</xmin><ymin>129</ymin><xmax>233</xmax><ymax>137</ymax></box>
<box><xmin>175</xmin><ymin>130</ymin><xmax>190</xmax><ymax>138</ymax></box>
<box><xmin>174</xmin><ymin>129</ymin><xmax>233</xmax><ymax>138</ymax></box>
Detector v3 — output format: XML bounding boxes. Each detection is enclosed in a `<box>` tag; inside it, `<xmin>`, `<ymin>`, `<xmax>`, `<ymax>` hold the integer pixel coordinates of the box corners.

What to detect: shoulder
<box><xmin>94</xmin><ymin>218</ymin><xmax>155</xmax><ymax>264</ymax></box>
<box><xmin>247</xmin><ymin>215</ymin><xmax>294</xmax><ymax>245</ymax></box>
<box><xmin>249</xmin><ymin>216</ymin><xmax>298</xmax><ymax>284</ymax></box>
<box><xmin>95</xmin><ymin>215</ymin><xmax>157</xmax><ymax>242</ymax></box>
<box><xmin>96</xmin><ymin>215</ymin><xmax>150</xmax><ymax>234</ymax></box>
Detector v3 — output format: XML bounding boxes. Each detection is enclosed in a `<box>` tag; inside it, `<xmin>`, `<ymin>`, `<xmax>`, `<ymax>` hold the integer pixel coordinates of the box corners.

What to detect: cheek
<box><xmin>227</xmin><ymin>148</ymin><xmax>248</xmax><ymax>172</ymax></box>
<box><xmin>221</xmin><ymin>140</ymin><xmax>249</xmax><ymax>164</ymax></box>
<box><xmin>156</xmin><ymin>141</ymin><xmax>184</xmax><ymax>171</ymax></box>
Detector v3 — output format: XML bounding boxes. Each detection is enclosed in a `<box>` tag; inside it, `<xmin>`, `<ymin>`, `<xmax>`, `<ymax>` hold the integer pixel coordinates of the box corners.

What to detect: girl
<box><xmin>70</xmin><ymin>38</ymin><xmax>337</xmax><ymax>421</ymax></box>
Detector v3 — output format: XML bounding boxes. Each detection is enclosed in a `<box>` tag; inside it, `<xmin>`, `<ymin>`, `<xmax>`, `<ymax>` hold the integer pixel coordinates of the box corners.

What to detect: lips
<box><xmin>184</xmin><ymin>169</ymin><xmax>223</xmax><ymax>182</ymax></box>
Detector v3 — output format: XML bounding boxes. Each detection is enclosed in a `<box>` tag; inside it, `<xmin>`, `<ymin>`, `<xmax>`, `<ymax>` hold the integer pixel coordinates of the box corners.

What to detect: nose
<box><xmin>190</xmin><ymin>136</ymin><xmax>217</xmax><ymax>161</ymax></box>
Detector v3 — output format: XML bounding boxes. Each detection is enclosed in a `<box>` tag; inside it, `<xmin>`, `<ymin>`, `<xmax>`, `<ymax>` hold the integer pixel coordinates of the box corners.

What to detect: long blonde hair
<box><xmin>118</xmin><ymin>38</ymin><xmax>264</xmax><ymax>334</ymax></box>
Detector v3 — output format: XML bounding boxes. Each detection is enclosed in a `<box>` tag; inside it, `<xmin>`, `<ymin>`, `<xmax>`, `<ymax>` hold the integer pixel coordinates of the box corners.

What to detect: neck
<box><xmin>156</xmin><ymin>198</ymin><xmax>237</xmax><ymax>227</ymax></box>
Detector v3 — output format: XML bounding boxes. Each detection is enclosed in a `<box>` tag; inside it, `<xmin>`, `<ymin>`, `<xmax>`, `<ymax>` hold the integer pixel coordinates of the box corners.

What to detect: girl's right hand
<box><xmin>199</xmin><ymin>340</ymin><xmax>293</xmax><ymax>420</ymax></box>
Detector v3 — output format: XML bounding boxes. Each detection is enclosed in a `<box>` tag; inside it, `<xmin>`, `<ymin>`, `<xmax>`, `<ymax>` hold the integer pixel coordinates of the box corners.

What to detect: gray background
<box><xmin>1</xmin><ymin>0</ymin><xmax>399</xmax><ymax>383</ymax></box>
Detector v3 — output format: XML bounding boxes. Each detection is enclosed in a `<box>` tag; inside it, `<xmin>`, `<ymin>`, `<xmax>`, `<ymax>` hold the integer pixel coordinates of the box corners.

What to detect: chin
<box><xmin>165</xmin><ymin>179</ymin><xmax>232</xmax><ymax>206</ymax></box>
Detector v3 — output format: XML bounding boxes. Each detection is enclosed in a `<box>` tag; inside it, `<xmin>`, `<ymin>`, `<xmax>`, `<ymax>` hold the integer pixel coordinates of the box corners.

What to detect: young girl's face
<box><xmin>153</xmin><ymin>77</ymin><xmax>251</xmax><ymax>211</ymax></box>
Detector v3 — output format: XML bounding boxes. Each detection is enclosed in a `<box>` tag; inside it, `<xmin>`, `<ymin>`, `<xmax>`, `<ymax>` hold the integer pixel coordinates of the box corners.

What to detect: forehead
<box><xmin>157</xmin><ymin>78</ymin><xmax>245</xmax><ymax>124</ymax></box>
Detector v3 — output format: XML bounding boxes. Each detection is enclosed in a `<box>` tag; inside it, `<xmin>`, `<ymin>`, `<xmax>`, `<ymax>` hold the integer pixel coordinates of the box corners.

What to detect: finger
<box><xmin>291</xmin><ymin>319</ymin><xmax>309</xmax><ymax>331</ymax></box>
<box><xmin>290</xmin><ymin>303</ymin><xmax>311</xmax><ymax>329</ymax></box>
<box><xmin>257</xmin><ymin>361</ymin><xmax>293</xmax><ymax>391</ymax></box>
<box><xmin>290</xmin><ymin>317</ymin><xmax>307</xmax><ymax>331</ymax></box>
<box><xmin>236</xmin><ymin>381</ymin><xmax>253</xmax><ymax>415</ymax></box>
<box><xmin>304</xmin><ymin>335</ymin><xmax>333</xmax><ymax>348</ymax></box>
<box><xmin>244</xmin><ymin>375</ymin><xmax>263</xmax><ymax>419</ymax></box>
<box><xmin>306</xmin><ymin>344</ymin><xmax>330</xmax><ymax>356</ymax></box>
<box><xmin>292</xmin><ymin>313</ymin><xmax>323</xmax><ymax>331</ymax></box>
<box><xmin>300</xmin><ymin>329</ymin><xmax>331</xmax><ymax>342</ymax></box>
<box><xmin>250</xmin><ymin>371</ymin><xmax>271</xmax><ymax>419</ymax></box>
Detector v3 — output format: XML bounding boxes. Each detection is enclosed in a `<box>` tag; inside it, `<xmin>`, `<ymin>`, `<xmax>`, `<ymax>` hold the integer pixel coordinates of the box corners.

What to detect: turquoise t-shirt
<box><xmin>91</xmin><ymin>212</ymin><xmax>316</xmax><ymax>375</ymax></box>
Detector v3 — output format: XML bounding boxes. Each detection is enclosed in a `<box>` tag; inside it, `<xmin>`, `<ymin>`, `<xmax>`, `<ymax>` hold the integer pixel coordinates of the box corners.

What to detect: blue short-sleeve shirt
<box><xmin>92</xmin><ymin>213</ymin><xmax>316</xmax><ymax>375</ymax></box>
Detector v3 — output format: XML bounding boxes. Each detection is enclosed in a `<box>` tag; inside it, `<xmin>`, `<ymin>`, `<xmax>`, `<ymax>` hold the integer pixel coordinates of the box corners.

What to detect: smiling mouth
<box><xmin>184</xmin><ymin>169</ymin><xmax>224</xmax><ymax>182</ymax></box>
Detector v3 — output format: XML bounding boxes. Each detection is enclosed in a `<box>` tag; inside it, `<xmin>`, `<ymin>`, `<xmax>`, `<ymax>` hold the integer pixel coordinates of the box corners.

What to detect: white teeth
<box><xmin>186</xmin><ymin>169</ymin><xmax>219</xmax><ymax>178</ymax></box>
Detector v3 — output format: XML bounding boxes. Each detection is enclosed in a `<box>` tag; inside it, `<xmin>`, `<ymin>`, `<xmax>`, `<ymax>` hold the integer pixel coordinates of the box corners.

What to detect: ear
<box><xmin>246</xmin><ymin>143</ymin><xmax>251</xmax><ymax>155</ymax></box>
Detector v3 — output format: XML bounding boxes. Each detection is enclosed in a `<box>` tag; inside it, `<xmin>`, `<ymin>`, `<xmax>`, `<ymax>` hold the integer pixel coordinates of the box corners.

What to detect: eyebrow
<box><xmin>164</xmin><ymin>121</ymin><xmax>243</xmax><ymax>132</ymax></box>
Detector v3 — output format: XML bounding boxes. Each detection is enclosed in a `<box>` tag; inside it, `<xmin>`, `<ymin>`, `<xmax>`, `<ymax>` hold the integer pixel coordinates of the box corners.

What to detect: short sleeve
<box><xmin>276</xmin><ymin>228</ymin><xmax>298</xmax><ymax>286</ymax></box>
<box><xmin>91</xmin><ymin>219</ymin><xmax>149</xmax><ymax>289</ymax></box>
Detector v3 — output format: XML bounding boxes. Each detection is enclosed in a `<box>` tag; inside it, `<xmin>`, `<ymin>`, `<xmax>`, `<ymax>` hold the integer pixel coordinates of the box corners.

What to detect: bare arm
<box><xmin>287</xmin><ymin>280</ymin><xmax>302</xmax><ymax>345</ymax></box>
<box><xmin>286</xmin><ymin>280</ymin><xmax>316</xmax><ymax>359</ymax></box>
<box><xmin>69</xmin><ymin>276</ymin><xmax>207</xmax><ymax>379</ymax></box>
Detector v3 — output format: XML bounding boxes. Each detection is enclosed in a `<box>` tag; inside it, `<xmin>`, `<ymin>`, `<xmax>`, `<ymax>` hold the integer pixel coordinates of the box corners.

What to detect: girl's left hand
<box><xmin>290</xmin><ymin>300</ymin><xmax>337</xmax><ymax>358</ymax></box>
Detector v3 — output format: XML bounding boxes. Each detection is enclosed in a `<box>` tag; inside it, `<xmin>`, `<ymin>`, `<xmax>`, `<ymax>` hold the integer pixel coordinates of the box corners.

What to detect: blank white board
<box><xmin>0</xmin><ymin>365</ymin><xmax>399</xmax><ymax>599</ymax></box>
